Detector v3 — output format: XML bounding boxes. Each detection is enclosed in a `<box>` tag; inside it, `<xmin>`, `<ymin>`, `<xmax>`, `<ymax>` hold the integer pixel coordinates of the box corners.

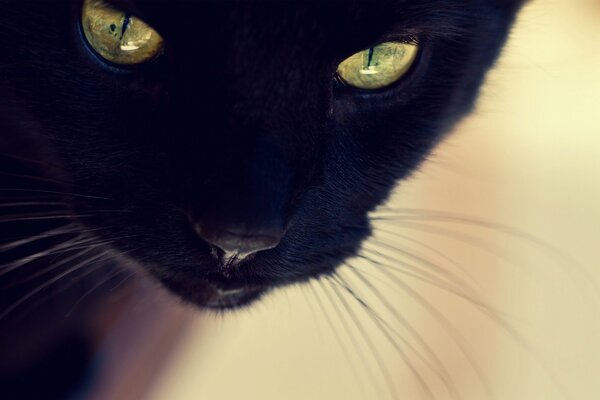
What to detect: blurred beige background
<box><xmin>146</xmin><ymin>1</ymin><xmax>600</xmax><ymax>399</ymax></box>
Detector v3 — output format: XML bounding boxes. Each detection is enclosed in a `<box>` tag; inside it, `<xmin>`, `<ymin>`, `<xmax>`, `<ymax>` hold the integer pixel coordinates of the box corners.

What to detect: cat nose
<box><xmin>194</xmin><ymin>223</ymin><xmax>283</xmax><ymax>257</ymax></box>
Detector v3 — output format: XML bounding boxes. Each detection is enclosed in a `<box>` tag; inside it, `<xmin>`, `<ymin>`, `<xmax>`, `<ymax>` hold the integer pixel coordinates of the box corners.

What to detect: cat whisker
<box><xmin>0</xmin><ymin>188</ymin><xmax>111</xmax><ymax>201</ymax></box>
<box><xmin>373</xmin><ymin>207</ymin><xmax>591</xmax><ymax>282</ymax></box>
<box><xmin>376</xmin><ymin>216</ymin><xmax>600</xmax><ymax>310</ymax></box>
<box><xmin>359</xmin><ymin>247</ymin><xmax>472</xmax><ymax>302</ymax></box>
<box><xmin>0</xmin><ymin>208</ymin><xmax>130</xmax><ymax>224</ymax></box>
<box><xmin>62</xmin><ymin>246</ymin><xmax>141</xmax><ymax>317</ymax></box>
<box><xmin>316</xmin><ymin>278</ymin><xmax>390</xmax><ymax>400</ymax></box>
<box><xmin>373</xmin><ymin>207</ymin><xmax>539</xmax><ymax>239</ymax></box>
<box><xmin>107</xmin><ymin>269</ymin><xmax>136</xmax><ymax>293</ymax></box>
<box><xmin>305</xmin><ymin>281</ymin><xmax>369</xmax><ymax>399</ymax></box>
<box><xmin>361</xmin><ymin>241</ymin><xmax>506</xmax><ymax>315</ymax></box>
<box><xmin>0</xmin><ymin>223</ymin><xmax>78</xmax><ymax>252</ymax></box>
<box><xmin>342</xmin><ymin>264</ymin><xmax>460</xmax><ymax>400</ymax></box>
<box><xmin>63</xmin><ymin>265</ymin><xmax>124</xmax><ymax>318</ymax></box>
<box><xmin>58</xmin><ymin>249</ymin><xmax>140</xmax><ymax>319</ymax></box>
<box><xmin>0</xmin><ymin>170</ymin><xmax>67</xmax><ymax>186</ymax></box>
<box><xmin>338</xmin><ymin>242</ymin><xmax>481</xmax><ymax>307</ymax></box>
<box><xmin>0</xmin><ymin>229</ymin><xmax>135</xmax><ymax>278</ymax></box>
<box><xmin>359</xmin><ymin>251</ymin><xmax>512</xmax><ymax>325</ymax></box>
<box><xmin>299</xmin><ymin>282</ymin><xmax>324</xmax><ymax>340</ymax></box>
<box><xmin>369</xmin><ymin>214</ymin><xmax>588</xmax><ymax>387</ymax></box>
<box><xmin>373</xmin><ymin>219</ymin><xmax>517</xmax><ymax>263</ymax></box>
<box><xmin>22</xmin><ymin>253</ymin><xmax>120</xmax><ymax>321</ymax></box>
<box><xmin>368</xmin><ymin>239</ymin><xmax>570</xmax><ymax>397</ymax></box>
<box><xmin>363</xmin><ymin>239</ymin><xmax>478</xmax><ymax>298</ymax></box>
<box><xmin>0</xmin><ymin>201</ymin><xmax>68</xmax><ymax>208</ymax></box>
<box><xmin>4</xmin><ymin>244</ymin><xmax>111</xmax><ymax>287</ymax></box>
<box><xmin>0</xmin><ymin>214</ymin><xmax>93</xmax><ymax>223</ymax></box>
<box><xmin>355</xmin><ymin>255</ymin><xmax>495</xmax><ymax>399</ymax></box>
<box><xmin>0</xmin><ymin>233</ymin><xmax>93</xmax><ymax>276</ymax></box>
<box><xmin>0</xmin><ymin>152</ymin><xmax>63</xmax><ymax>168</ymax></box>
<box><xmin>330</xmin><ymin>273</ymin><xmax>437</xmax><ymax>400</ymax></box>
<box><xmin>0</xmin><ymin>248</ymin><xmax>114</xmax><ymax>321</ymax></box>
<box><xmin>370</xmin><ymin>226</ymin><xmax>481</xmax><ymax>290</ymax></box>
<box><xmin>323</xmin><ymin>278</ymin><xmax>398</xmax><ymax>400</ymax></box>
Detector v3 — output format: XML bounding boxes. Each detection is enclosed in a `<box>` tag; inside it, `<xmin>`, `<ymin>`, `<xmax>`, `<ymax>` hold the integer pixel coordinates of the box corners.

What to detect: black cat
<box><xmin>0</xmin><ymin>0</ymin><xmax>525</xmax><ymax>397</ymax></box>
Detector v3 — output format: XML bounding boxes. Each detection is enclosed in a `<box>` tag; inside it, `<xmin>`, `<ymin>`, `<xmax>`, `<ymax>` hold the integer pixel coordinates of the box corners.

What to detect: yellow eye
<box><xmin>81</xmin><ymin>0</ymin><xmax>164</xmax><ymax>65</ymax></box>
<box><xmin>336</xmin><ymin>42</ymin><xmax>418</xmax><ymax>90</ymax></box>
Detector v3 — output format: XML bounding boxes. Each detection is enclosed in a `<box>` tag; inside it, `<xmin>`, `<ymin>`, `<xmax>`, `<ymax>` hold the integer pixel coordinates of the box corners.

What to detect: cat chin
<box><xmin>203</xmin><ymin>285</ymin><xmax>268</xmax><ymax>311</ymax></box>
<box><xmin>160</xmin><ymin>275</ymin><xmax>269</xmax><ymax>310</ymax></box>
<box><xmin>138</xmin><ymin>257</ymin><xmax>269</xmax><ymax>309</ymax></box>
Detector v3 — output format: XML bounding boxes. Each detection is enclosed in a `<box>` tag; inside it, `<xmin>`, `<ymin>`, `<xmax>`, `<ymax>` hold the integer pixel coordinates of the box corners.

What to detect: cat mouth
<box><xmin>200</xmin><ymin>273</ymin><xmax>268</xmax><ymax>310</ymax></box>
<box><xmin>203</xmin><ymin>285</ymin><xmax>266</xmax><ymax>310</ymax></box>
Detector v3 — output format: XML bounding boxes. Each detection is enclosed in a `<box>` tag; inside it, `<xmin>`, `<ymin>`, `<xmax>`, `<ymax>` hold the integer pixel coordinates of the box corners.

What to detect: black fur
<box><xmin>0</xmin><ymin>0</ymin><xmax>524</xmax><ymax>384</ymax></box>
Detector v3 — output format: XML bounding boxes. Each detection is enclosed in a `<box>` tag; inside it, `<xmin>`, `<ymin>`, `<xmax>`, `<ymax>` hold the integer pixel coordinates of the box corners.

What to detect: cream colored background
<box><xmin>148</xmin><ymin>1</ymin><xmax>600</xmax><ymax>399</ymax></box>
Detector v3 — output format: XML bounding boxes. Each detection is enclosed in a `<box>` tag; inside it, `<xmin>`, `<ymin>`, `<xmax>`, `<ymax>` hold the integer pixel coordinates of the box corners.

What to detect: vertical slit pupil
<box><xmin>120</xmin><ymin>14</ymin><xmax>131</xmax><ymax>40</ymax></box>
<box><xmin>366</xmin><ymin>47</ymin><xmax>375</xmax><ymax>68</ymax></box>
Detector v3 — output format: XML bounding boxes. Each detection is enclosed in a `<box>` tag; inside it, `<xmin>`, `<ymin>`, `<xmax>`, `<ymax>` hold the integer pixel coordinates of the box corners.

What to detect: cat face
<box><xmin>0</xmin><ymin>0</ymin><xmax>524</xmax><ymax>309</ymax></box>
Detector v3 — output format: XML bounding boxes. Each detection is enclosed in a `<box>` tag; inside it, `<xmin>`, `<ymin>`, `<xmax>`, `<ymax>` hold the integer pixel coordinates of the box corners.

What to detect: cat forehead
<box><xmin>107</xmin><ymin>0</ymin><xmax>515</xmax><ymax>39</ymax></box>
<box><xmin>103</xmin><ymin>0</ymin><xmax>522</xmax><ymax>58</ymax></box>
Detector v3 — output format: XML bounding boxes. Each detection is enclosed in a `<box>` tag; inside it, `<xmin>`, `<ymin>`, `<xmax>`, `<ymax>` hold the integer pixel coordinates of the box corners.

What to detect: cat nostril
<box><xmin>194</xmin><ymin>223</ymin><xmax>282</xmax><ymax>257</ymax></box>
